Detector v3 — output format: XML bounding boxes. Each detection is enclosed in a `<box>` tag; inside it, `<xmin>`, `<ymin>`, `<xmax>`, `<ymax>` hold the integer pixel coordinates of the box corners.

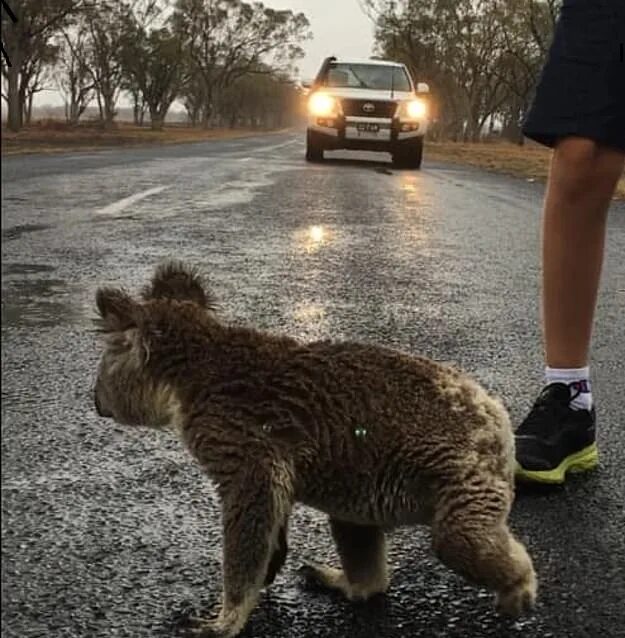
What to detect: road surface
<box><xmin>2</xmin><ymin>132</ymin><xmax>624</xmax><ymax>638</ymax></box>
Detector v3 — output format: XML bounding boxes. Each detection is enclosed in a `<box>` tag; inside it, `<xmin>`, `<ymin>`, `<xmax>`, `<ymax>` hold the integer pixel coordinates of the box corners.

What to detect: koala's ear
<box><xmin>140</xmin><ymin>260</ymin><xmax>217</xmax><ymax>310</ymax></box>
<box><xmin>95</xmin><ymin>287</ymin><xmax>139</xmax><ymax>332</ymax></box>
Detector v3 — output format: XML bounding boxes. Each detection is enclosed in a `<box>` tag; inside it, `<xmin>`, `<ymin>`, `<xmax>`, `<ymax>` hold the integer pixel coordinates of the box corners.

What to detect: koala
<box><xmin>93</xmin><ymin>261</ymin><xmax>537</xmax><ymax>638</ymax></box>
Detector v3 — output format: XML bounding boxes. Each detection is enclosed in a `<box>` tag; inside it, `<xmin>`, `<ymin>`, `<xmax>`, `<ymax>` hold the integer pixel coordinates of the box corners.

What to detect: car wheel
<box><xmin>306</xmin><ymin>130</ymin><xmax>324</xmax><ymax>162</ymax></box>
<box><xmin>392</xmin><ymin>137</ymin><xmax>423</xmax><ymax>170</ymax></box>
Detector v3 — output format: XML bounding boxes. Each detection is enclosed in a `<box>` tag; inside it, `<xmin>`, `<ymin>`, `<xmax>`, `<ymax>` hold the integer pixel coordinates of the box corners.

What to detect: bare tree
<box><xmin>121</xmin><ymin>25</ymin><xmax>186</xmax><ymax>129</ymax></box>
<box><xmin>215</xmin><ymin>68</ymin><xmax>301</xmax><ymax>129</ymax></box>
<box><xmin>2</xmin><ymin>0</ymin><xmax>81</xmax><ymax>131</ymax></box>
<box><xmin>21</xmin><ymin>42</ymin><xmax>57</xmax><ymax>124</ymax></box>
<box><xmin>361</xmin><ymin>0</ymin><xmax>560</xmax><ymax>142</ymax></box>
<box><xmin>172</xmin><ymin>0</ymin><xmax>310</xmax><ymax>128</ymax></box>
<box><xmin>81</xmin><ymin>0</ymin><xmax>162</xmax><ymax>127</ymax></box>
<box><xmin>54</xmin><ymin>27</ymin><xmax>96</xmax><ymax>124</ymax></box>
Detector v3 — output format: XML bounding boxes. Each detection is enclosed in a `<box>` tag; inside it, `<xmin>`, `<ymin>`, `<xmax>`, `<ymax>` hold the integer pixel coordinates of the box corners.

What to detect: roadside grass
<box><xmin>426</xmin><ymin>140</ymin><xmax>625</xmax><ymax>200</ymax></box>
<box><xmin>1</xmin><ymin>120</ymin><xmax>290</xmax><ymax>156</ymax></box>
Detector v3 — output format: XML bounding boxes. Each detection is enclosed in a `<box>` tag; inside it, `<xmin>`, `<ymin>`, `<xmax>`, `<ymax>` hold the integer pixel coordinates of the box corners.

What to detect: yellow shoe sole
<box><xmin>515</xmin><ymin>443</ymin><xmax>599</xmax><ymax>485</ymax></box>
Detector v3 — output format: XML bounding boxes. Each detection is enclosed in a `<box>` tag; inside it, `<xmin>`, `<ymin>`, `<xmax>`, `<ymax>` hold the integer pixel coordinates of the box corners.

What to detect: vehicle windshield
<box><xmin>323</xmin><ymin>63</ymin><xmax>412</xmax><ymax>92</ymax></box>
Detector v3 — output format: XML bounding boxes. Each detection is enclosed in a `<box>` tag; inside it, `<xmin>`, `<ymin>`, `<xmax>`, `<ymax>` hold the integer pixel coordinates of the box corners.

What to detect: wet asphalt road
<box><xmin>2</xmin><ymin>132</ymin><xmax>625</xmax><ymax>638</ymax></box>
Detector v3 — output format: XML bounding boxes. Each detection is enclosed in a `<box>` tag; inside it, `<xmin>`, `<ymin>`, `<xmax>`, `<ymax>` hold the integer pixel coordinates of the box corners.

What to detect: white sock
<box><xmin>545</xmin><ymin>366</ymin><xmax>592</xmax><ymax>411</ymax></box>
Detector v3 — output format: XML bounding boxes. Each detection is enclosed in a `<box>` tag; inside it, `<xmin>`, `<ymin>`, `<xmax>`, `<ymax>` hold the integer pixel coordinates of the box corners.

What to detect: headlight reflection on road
<box><xmin>397</xmin><ymin>175</ymin><xmax>429</xmax><ymax>245</ymax></box>
<box><xmin>297</xmin><ymin>224</ymin><xmax>330</xmax><ymax>254</ymax></box>
<box><xmin>291</xmin><ymin>301</ymin><xmax>328</xmax><ymax>340</ymax></box>
<box><xmin>293</xmin><ymin>301</ymin><xmax>325</xmax><ymax>323</ymax></box>
<box><xmin>309</xmin><ymin>224</ymin><xmax>325</xmax><ymax>243</ymax></box>
<box><xmin>401</xmin><ymin>175</ymin><xmax>419</xmax><ymax>195</ymax></box>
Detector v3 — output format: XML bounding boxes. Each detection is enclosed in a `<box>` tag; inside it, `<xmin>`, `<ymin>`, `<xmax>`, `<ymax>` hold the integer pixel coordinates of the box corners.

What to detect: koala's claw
<box><xmin>297</xmin><ymin>561</ymin><xmax>318</xmax><ymax>579</ymax></box>
<box><xmin>297</xmin><ymin>561</ymin><xmax>329</xmax><ymax>589</ymax></box>
<box><xmin>187</xmin><ymin>615</ymin><xmax>226</xmax><ymax>638</ymax></box>
<box><xmin>188</xmin><ymin>621</ymin><xmax>226</xmax><ymax>638</ymax></box>
<box><xmin>187</xmin><ymin>609</ymin><xmax>246</xmax><ymax>638</ymax></box>
<box><xmin>495</xmin><ymin>570</ymin><xmax>537</xmax><ymax>618</ymax></box>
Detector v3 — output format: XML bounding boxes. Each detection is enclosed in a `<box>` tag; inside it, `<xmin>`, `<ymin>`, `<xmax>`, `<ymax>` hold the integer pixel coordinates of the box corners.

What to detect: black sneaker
<box><xmin>515</xmin><ymin>383</ymin><xmax>599</xmax><ymax>484</ymax></box>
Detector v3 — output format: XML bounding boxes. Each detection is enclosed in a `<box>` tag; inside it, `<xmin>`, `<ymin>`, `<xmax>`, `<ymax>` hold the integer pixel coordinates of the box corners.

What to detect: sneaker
<box><xmin>515</xmin><ymin>383</ymin><xmax>599</xmax><ymax>484</ymax></box>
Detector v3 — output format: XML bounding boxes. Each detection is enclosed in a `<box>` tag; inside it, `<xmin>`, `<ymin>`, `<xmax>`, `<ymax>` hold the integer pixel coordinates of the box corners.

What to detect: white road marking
<box><xmin>245</xmin><ymin>138</ymin><xmax>300</xmax><ymax>155</ymax></box>
<box><xmin>95</xmin><ymin>185</ymin><xmax>171</xmax><ymax>216</ymax></box>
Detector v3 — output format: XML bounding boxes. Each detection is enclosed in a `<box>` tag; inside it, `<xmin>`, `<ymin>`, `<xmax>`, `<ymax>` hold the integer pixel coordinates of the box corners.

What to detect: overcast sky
<box><xmin>34</xmin><ymin>0</ymin><xmax>376</xmax><ymax>107</ymax></box>
<box><xmin>264</xmin><ymin>0</ymin><xmax>376</xmax><ymax>80</ymax></box>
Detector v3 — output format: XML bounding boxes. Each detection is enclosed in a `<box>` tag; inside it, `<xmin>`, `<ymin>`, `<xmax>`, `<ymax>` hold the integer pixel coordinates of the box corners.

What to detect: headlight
<box><xmin>404</xmin><ymin>99</ymin><xmax>427</xmax><ymax>119</ymax></box>
<box><xmin>309</xmin><ymin>93</ymin><xmax>337</xmax><ymax>117</ymax></box>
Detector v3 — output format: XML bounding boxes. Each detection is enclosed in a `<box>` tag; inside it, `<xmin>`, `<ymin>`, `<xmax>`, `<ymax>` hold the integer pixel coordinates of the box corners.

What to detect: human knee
<box><xmin>554</xmin><ymin>136</ymin><xmax>624</xmax><ymax>191</ymax></box>
<box><xmin>555</xmin><ymin>136</ymin><xmax>601</xmax><ymax>166</ymax></box>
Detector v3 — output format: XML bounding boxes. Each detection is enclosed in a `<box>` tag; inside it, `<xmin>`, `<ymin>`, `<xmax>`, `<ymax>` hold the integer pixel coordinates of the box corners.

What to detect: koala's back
<box><xmin>272</xmin><ymin>340</ymin><xmax>514</xmax><ymax>524</ymax></box>
<box><xmin>293</xmin><ymin>339</ymin><xmax>505</xmax><ymax>445</ymax></box>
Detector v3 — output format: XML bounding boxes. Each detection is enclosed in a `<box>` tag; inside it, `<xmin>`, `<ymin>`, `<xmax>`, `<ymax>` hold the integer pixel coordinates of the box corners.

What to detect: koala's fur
<box><xmin>93</xmin><ymin>261</ymin><xmax>537</xmax><ymax>638</ymax></box>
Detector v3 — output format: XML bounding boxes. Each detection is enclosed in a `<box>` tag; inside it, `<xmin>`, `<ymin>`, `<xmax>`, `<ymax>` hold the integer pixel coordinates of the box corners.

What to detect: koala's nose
<box><xmin>94</xmin><ymin>391</ymin><xmax>112</xmax><ymax>418</ymax></box>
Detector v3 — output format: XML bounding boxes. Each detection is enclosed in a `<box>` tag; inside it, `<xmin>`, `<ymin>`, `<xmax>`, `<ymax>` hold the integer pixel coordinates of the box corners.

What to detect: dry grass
<box><xmin>426</xmin><ymin>140</ymin><xmax>625</xmax><ymax>200</ymax></box>
<box><xmin>1</xmin><ymin>120</ymin><xmax>291</xmax><ymax>156</ymax></box>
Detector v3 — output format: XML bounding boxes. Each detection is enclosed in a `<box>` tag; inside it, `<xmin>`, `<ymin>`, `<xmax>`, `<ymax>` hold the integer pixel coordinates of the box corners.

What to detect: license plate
<box><xmin>357</xmin><ymin>123</ymin><xmax>379</xmax><ymax>133</ymax></box>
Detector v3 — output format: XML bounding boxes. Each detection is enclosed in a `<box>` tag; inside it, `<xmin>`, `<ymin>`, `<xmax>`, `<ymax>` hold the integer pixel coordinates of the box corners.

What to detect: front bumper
<box><xmin>308</xmin><ymin>114</ymin><xmax>426</xmax><ymax>151</ymax></box>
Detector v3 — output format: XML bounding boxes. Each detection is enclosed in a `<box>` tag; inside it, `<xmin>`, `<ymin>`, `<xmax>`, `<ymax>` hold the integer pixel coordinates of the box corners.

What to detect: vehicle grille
<box><xmin>340</xmin><ymin>99</ymin><xmax>398</xmax><ymax>119</ymax></box>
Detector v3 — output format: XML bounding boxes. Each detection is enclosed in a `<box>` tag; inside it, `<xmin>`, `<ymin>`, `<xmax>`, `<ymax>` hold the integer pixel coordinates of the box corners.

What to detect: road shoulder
<box><xmin>1</xmin><ymin>123</ymin><xmax>293</xmax><ymax>157</ymax></box>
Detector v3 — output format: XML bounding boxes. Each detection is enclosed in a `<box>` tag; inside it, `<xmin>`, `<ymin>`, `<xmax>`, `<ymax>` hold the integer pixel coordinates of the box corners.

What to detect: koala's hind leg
<box><xmin>300</xmin><ymin>519</ymin><xmax>389</xmax><ymax>601</ymax></box>
<box><xmin>431</xmin><ymin>491</ymin><xmax>537</xmax><ymax>617</ymax></box>
<box><xmin>264</xmin><ymin>523</ymin><xmax>288</xmax><ymax>586</ymax></box>
<box><xmin>192</xmin><ymin>465</ymin><xmax>293</xmax><ymax>638</ymax></box>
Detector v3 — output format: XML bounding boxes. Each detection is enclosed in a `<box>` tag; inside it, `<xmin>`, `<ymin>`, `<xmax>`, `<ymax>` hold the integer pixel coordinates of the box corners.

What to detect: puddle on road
<box><xmin>2</xmin><ymin>263</ymin><xmax>56</xmax><ymax>276</ymax></box>
<box><xmin>1</xmin><ymin>267</ymin><xmax>81</xmax><ymax>328</ymax></box>
<box><xmin>2</xmin><ymin>223</ymin><xmax>53</xmax><ymax>241</ymax></box>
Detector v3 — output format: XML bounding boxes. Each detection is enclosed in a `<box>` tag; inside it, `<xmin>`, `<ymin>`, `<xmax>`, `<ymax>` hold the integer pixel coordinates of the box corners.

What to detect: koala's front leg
<box><xmin>193</xmin><ymin>465</ymin><xmax>293</xmax><ymax>638</ymax></box>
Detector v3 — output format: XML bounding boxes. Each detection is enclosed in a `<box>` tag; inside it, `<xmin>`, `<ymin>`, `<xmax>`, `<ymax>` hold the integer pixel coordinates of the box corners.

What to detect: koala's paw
<box><xmin>298</xmin><ymin>561</ymin><xmax>388</xmax><ymax>601</ymax></box>
<box><xmin>495</xmin><ymin>568</ymin><xmax>537</xmax><ymax>617</ymax></box>
<box><xmin>188</xmin><ymin>612</ymin><xmax>243</xmax><ymax>638</ymax></box>
<box><xmin>298</xmin><ymin>561</ymin><xmax>344</xmax><ymax>591</ymax></box>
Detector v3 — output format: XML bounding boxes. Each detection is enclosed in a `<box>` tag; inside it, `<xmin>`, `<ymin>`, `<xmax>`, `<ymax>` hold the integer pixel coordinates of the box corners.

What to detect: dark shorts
<box><xmin>522</xmin><ymin>0</ymin><xmax>625</xmax><ymax>152</ymax></box>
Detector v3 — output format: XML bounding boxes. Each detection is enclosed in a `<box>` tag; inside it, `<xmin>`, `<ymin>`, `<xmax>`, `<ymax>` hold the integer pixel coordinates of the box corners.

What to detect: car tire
<box><xmin>306</xmin><ymin>130</ymin><xmax>324</xmax><ymax>162</ymax></box>
<box><xmin>392</xmin><ymin>137</ymin><xmax>424</xmax><ymax>170</ymax></box>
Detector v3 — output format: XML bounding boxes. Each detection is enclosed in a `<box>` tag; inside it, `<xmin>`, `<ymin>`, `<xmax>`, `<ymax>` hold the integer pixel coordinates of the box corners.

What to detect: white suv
<box><xmin>303</xmin><ymin>56</ymin><xmax>430</xmax><ymax>169</ymax></box>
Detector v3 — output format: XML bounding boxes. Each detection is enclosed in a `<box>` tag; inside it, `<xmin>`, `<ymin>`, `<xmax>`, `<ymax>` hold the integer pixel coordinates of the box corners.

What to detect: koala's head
<box><xmin>93</xmin><ymin>261</ymin><xmax>216</xmax><ymax>428</ymax></box>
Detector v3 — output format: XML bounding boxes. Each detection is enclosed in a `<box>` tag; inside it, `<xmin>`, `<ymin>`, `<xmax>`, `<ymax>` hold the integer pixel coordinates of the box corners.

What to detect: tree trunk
<box><xmin>466</xmin><ymin>113</ymin><xmax>481</xmax><ymax>143</ymax></box>
<box><xmin>502</xmin><ymin>121</ymin><xmax>523</xmax><ymax>144</ymax></box>
<box><xmin>69</xmin><ymin>100</ymin><xmax>80</xmax><ymax>125</ymax></box>
<box><xmin>150</xmin><ymin>107</ymin><xmax>164</xmax><ymax>130</ymax></box>
<box><xmin>96</xmin><ymin>90</ymin><xmax>104</xmax><ymax>120</ymax></box>
<box><xmin>201</xmin><ymin>107</ymin><xmax>211</xmax><ymax>129</ymax></box>
<box><xmin>103</xmin><ymin>98</ymin><xmax>116</xmax><ymax>128</ymax></box>
<box><xmin>132</xmin><ymin>93</ymin><xmax>145</xmax><ymax>126</ymax></box>
<box><xmin>7</xmin><ymin>60</ymin><xmax>22</xmax><ymax>132</ymax></box>
<box><xmin>201</xmin><ymin>93</ymin><xmax>213</xmax><ymax>129</ymax></box>
<box><xmin>25</xmin><ymin>91</ymin><xmax>34</xmax><ymax>125</ymax></box>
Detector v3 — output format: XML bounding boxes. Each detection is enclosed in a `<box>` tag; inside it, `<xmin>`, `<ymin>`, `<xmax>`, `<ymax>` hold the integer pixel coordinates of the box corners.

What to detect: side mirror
<box><xmin>416</xmin><ymin>82</ymin><xmax>430</xmax><ymax>94</ymax></box>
